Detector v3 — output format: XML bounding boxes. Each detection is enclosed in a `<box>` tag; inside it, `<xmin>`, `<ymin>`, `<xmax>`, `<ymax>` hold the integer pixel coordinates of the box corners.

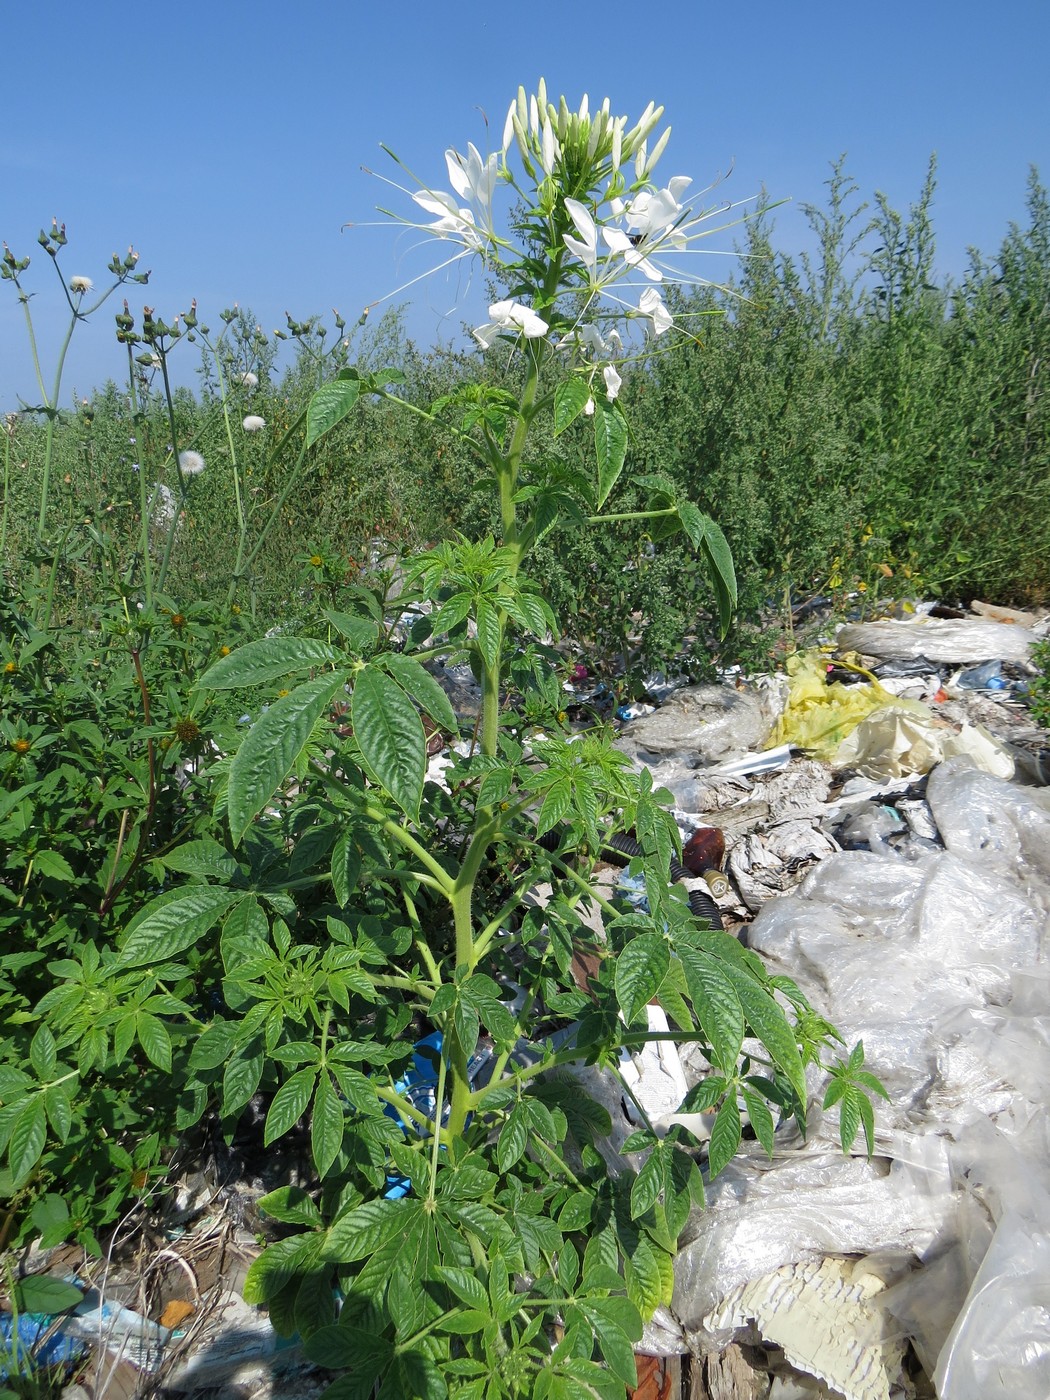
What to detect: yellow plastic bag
<box><xmin>769</xmin><ymin>650</ymin><xmax>928</xmax><ymax>761</ymax></box>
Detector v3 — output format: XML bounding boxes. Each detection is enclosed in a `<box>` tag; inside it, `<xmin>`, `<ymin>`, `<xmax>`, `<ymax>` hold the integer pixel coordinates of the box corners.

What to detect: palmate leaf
<box><xmin>227</xmin><ymin>671</ymin><xmax>348</xmax><ymax>845</ymax></box>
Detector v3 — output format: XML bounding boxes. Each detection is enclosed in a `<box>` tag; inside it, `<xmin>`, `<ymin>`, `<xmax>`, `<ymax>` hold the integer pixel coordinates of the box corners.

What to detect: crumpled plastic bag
<box><xmin>769</xmin><ymin>651</ymin><xmax>929</xmax><ymax>761</ymax></box>
<box><xmin>836</xmin><ymin>616</ymin><xmax>1036</xmax><ymax>664</ymax></box>
<box><xmin>835</xmin><ymin>709</ymin><xmax>1014</xmax><ymax>781</ymax></box>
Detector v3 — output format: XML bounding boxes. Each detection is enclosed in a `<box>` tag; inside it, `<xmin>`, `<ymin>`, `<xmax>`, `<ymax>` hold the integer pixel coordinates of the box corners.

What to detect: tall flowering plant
<box><xmin>116</xmin><ymin>85</ymin><xmax>883</xmax><ymax>1400</ymax></box>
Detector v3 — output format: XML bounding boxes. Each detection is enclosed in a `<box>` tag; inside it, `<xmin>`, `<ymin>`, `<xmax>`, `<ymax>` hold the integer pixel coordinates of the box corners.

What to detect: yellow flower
<box><xmin>219</xmin><ymin>645</ymin><xmax>232</xmax><ymax>657</ymax></box>
<box><xmin>309</xmin><ymin>554</ymin><xmax>324</xmax><ymax>568</ymax></box>
<box><xmin>11</xmin><ymin>738</ymin><xmax>31</xmax><ymax>754</ymax></box>
<box><xmin>3</xmin><ymin>661</ymin><xmax>16</xmax><ymax>674</ymax></box>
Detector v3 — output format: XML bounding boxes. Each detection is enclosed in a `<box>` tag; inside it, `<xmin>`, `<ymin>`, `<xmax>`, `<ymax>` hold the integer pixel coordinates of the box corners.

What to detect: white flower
<box><xmin>625</xmin><ymin>177</ymin><xmax>692</xmax><ymax>243</ymax></box>
<box><xmin>473</xmin><ymin>300</ymin><xmax>549</xmax><ymax>350</ymax></box>
<box><xmin>69</xmin><ymin>275</ymin><xmax>93</xmax><ymax>293</ymax></box>
<box><xmin>563</xmin><ymin>199</ymin><xmax>661</xmax><ymax>290</ymax></box>
<box><xmin>178</xmin><ymin>450</ymin><xmax>206</xmax><ymax>476</ymax></box>
<box><xmin>583</xmin><ymin>397</ymin><xmax>596</xmax><ymax>417</ymax></box>
<box><xmin>409</xmin><ymin>141</ymin><xmax>499</xmax><ymax>259</ymax></box>
<box><xmin>602</xmin><ymin>364</ymin><xmax>622</xmax><ymax>400</ymax></box>
<box><xmin>242</xmin><ymin>415</ymin><xmax>266</xmax><ymax>432</ymax></box>
<box><xmin>239</xmin><ymin>371</ymin><xmax>258</xmax><ymax>389</ymax></box>
<box><xmin>638</xmin><ymin>287</ymin><xmax>673</xmax><ymax>337</ymax></box>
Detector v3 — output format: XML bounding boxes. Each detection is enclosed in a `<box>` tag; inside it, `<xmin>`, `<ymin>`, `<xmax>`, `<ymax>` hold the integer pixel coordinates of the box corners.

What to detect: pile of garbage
<box><xmin>609</xmin><ymin>602</ymin><xmax>1050</xmax><ymax>1398</ymax></box>
<box><xmin>5</xmin><ymin>601</ymin><xmax>1048</xmax><ymax>1400</ymax></box>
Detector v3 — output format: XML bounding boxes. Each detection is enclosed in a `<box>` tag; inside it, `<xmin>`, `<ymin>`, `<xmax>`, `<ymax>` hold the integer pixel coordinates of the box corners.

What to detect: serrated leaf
<box><xmin>323</xmin><ymin>1198</ymin><xmax>416</xmax><ymax>1262</ymax></box>
<box><xmin>630</xmin><ymin>1149</ymin><xmax>665</xmax><ymax>1219</ymax></box>
<box><xmin>198</xmin><ymin>636</ymin><xmax>342</xmax><ymax>689</ymax></box>
<box><xmin>380</xmin><ymin>654</ymin><xmax>459</xmax><ymax>735</ymax></box>
<box><xmin>32</xmin><ymin>849</ymin><xmax>74</xmax><ymax>882</ymax></box>
<box><xmin>574</xmin><ymin>1297</ymin><xmax>641</xmax><ymax>1388</ymax></box>
<box><xmin>436</xmin><ymin>1267</ymin><xmax>489</xmax><ymax>1310</ymax></box>
<box><xmin>118</xmin><ymin>887</ymin><xmax>240</xmax><ymax>967</ymax></box>
<box><xmin>723</xmin><ymin>965</ymin><xmax>806</xmax><ymax>1107</ymax></box>
<box><xmin>228</xmin><ymin>672</ymin><xmax>347</xmax><ymax>844</ymax></box>
<box><xmin>258</xmin><ymin>1185</ymin><xmax>325</xmax><ymax>1228</ymax></box>
<box><xmin>311</xmin><ymin>1073</ymin><xmax>344</xmax><ymax>1178</ymax></box>
<box><xmin>351</xmin><ymin>667</ymin><xmax>425</xmax><ymax>820</ymax></box>
<box><xmin>136</xmin><ymin>1013</ymin><xmax>172</xmax><ymax>1072</ymax></box>
<box><xmin>222</xmin><ymin>1048</ymin><xmax>264</xmax><ymax>1119</ymax></box>
<box><xmin>838</xmin><ymin>1087</ymin><xmax>862</xmax><ymax>1155</ymax></box>
<box><xmin>677</xmin><ymin>947</ymin><xmax>745</xmax><ymax>1073</ymax></box>
<box><xmin>678</xmin><ymin>502</ymin><xmax>737</xmax><ymax>638</ymax></box>
<box><xmin>331</xmin><ymin>832</ymin><xmax>362</xmax><ymax>908</ymax></box>
<box><xmin>594</xmin><ymin>399</ymin><xmax>628</xmax><ymax>508</ymax></box>
<box><xmin>9</xmin><ymin>1096</ymin><xmax>46</xmax><ymax>1188</ymax></box>
<box><xmin>43</xmin><ymin>1086</ymin><xmax>72</xmax><ymax>1144</ymax></box>
<box><xmin>159</xmin><ymin>838</ymin><xmax>240</xmax><ymax>882</ymax></box>
<box><xmin>740</xmin><ymin>1085</ymin><xmax>776</xmax><ymax>1158</ymax></box>
<box><xmin>615</xmin><ymin>933</ymin><xmax>669</xmax><ymax>1025</ymax></box>
<box><xmin>324</xmin><ymin>609</ymin><xmax>378</xmax><ymax>653</ymax></box>
<box><xmin>29</xmin><ymin>1024</ymin><xmax>57</xmax><ymax>1080</ymax></box>
<box><xmin>554</xmin><ymin>377</ymin><xmax>591</xmax><ymax>434</ymax></box>
<box><xmin>265</xmin><ymin>1068</ymin><xmax>318</xmax><ymax>1145</ymax></box>
<box><xmin>307</xmin><ymin>373</ymin><xmax>361</xmax><ymax>448</ymax></box>
<box><xmin>707</xmin><ymin>1094</ymin><xmax>742</xmax><ymax>1180</ymax></box>
<box><xmin>536</xmin><ymin>778</ymin><xmax>572</xmax><ymax>838</ymax></box>
<box><xmin>243</xmin><ymin>1233</ymin><xmax>325</xmax><ymax>1304</ymax></box>
<box><xmin>474</xmin><ymin>598</ymin><xmax>502</xmax><ymax>673</ymax></box>
<box><xmin>497</xmin><ymin>1105</ymin><xmax>529</xmax><ymax>1173</ymax></box>
<box><xmin>625</xmin><ymin>1235</ymin><xmax>664</xmax><ymax>1319</ymax></box>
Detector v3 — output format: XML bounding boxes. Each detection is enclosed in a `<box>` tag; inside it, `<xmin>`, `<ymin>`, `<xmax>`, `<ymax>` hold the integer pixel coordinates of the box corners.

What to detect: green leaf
<box><xmin>474</xmin><ymin>598</ymin><xmax>502</xmax><ymax>673</ymax></box>
<box><xmin>306</xmin><ymin>1324</ymin><xmax>391</xmax><ymax>1390</ymax></box>
<box><xmin>536</xmin><ymin>777</ymin><xmax>572</xmax><ymax>838</ymax></box>
<box><xmin>630</xmin><ymin>1149</ymin><xmax>664</xmax><ymax>1219</ymax></box>
<box><xmin>311</xmin><ymin>1073</ymin><xmax>344</xmax><ymax>1178</ymax></box>
<box><xmin>32</xmin><ymin>849</ymin><xmax>74</xmax><ymax>882</ymax></box>
<box><xmin>307</xmin><ymin>372</ymin><xmax>361</xmax><ymax>448</ymax></box>
<box><xmin>159</xmin><ymin>838</ymin><xmax>240</xmax><ymax>882</ymax></box>
<box><xmin>198</xmin><ymin>636</ymin><xmax>342</xmax><ymax>689</ymax></box>
<box><xmin>117</xmin><ymin>887</ymin><xmax>240</xmax><ymax>967</ymax></box>
<box><xmin>12</xmin><ymin>1275</ymin><xmax>83</xmax><ymax>1314</ymax></box>
<box><xmin>243</xmin><ymin>1233</ymin><xmax>325</xmax><ymax>1304</ymax></box>
<box><xmin>323</xmin><ymin>1198</ymin><xmax>416</xmax><ymax>1262</ymax></box>
<box><xmin>574</xmin><ymin>1297</ymin><xmax>641</xmax><ymax>1389</ymax></box>
<box><xmin>554</xmin><ymin>377</ymin><xmax>591</xmax><ymax>434</ymax></box>
<box><xmin>677</xmin><ymin>947</ymin><xmax>745</xmax><ymax>1073</ymax></box>
<box><xmin>724</xmin><ymin>966</ymin><xmax>806</xmax><ymax>1107</ymax></box>
<box><xmin>497</xmin><ymin>1105</ymin><xmax>529</xmax><ymax>1173</ymax></box>
<box><xmin>228</xmin><ymin>672</ymin><xmax>347</xmax><ymax>844</ymax></box>
<box><xmin>436</xmin><ymin>1267</ymin><xmax>489</xmax><ymax>1310</ymax></box>
<box><xmin>136</xmin><ymin>1013</ymin><xmax>172</xmax><ymax>1072</ymax></box>
<box><xmin>615</xmin><ymin>933</ymin><xmax>669</xmax><ymax>1025</ymax></box>
<box><xmin>265</xmin><ymin>1068</ymin><xmax>318</xmax><ymax>1145</ymax></box>
<box><xmin>677</xmin><ymin>502</ymin><xmax>737</xmax><ymax>638</ymax></box>
<box><xmin>740</xmin><ymin>1084</ymin><xmax>776</xmax><ymax>1158</ymax></box>
<box><xmin>258</xmin><ymin>1185</ymin><xmax>325</xmax><ymax>1228</ymax></box>
<box><xmin>222</xmin><ymin>1048</ymin><xmax>265</xmax><ymax>1119</ymax></box>
<box><xmin>29</xmin><ymin>1024</ymin><xmax>57</xmax><ymax>1079</ymax></box>
<box><xmin>707</xmin><ymin>1094</ymin><xmax>742</xmax><ymax>1179</ymax></box>
<box><xmin>331</xmin><ymin>832</ymin><xmax>362</xmax><ymax>907</ymax></box>
<box><xmin>380</xmin><ymin>654</ymin><xmax>459</xmax><ymax>735</ymax></box>
<box><xmin>594</xmin><ymin>399</ymin><xmax>628</xmax><ymax>508</ymax></box>
<box><xmin>351</xmin><ymin>667</ymin><xmax>426</xmax><ymax>819</ymax></box>
<box><xmin>324</xmin><ymin>609</ymin><xmax>379</xmax><ymax>653</ymax></box>
<box><xmin>9</xmin><ymin>1096</ymin><xmax>46</xmax><ymax>1188</ymax></box>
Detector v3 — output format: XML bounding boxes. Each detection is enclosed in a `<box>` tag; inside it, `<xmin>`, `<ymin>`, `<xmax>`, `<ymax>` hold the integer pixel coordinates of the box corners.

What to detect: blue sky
<box><xmin>2</xmin><ymin>0</ymin><xmax>1048</xmax><ymax>412</ymax></box>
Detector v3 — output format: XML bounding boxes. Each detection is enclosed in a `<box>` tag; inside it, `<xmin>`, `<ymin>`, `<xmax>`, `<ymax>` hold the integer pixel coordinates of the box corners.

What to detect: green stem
<box><xmin>585</xmin><ymin>506</ymin><xmax>678</xmax><ymax>526</ymax></box>
<box><xmin>425</xmin><ymin>1046</ymin><xmax>448</xmax><ymax>1205</ymax></box>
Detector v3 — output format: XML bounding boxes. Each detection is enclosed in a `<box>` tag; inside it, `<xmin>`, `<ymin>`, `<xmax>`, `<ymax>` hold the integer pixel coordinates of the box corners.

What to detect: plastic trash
<box><xmin>670</xmin><ymin>762</ymin><xmax>1050</xmax><ymax>1396</ymax></box>
<box><xmin>768</xmin><ymin>651</ymin><xmax>929</xmax><ymax>762</ymax></box>
<box><xmin>617</xmin><ymin>684</ymin><xmax>771</xmax><ymax>766</ymax></box>
<box><xmin>0</xmin><ymin>1311</ymin><xmax>86</xmax><ymax>1380</ymax></box>
<box><xmin>834</xmin><ymin>708</ymin><xmax>1015</xmax><ymax>781</ymax></box>
<box><xmin>954</xmin><ymin>659</ymin><xmax>1007</xmax><ymax>690</ymax></box>
<box><xmin>836</xmin><ymin>616</ymin><xmax>1037</xmax><ymax>665</ymax></box>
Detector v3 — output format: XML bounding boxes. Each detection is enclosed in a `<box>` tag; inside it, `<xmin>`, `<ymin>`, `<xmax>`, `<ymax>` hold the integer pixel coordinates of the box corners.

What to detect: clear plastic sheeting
<box><xmin>835</xmin><ymin>616</ymin><xmax>1038</xmax><ymax>665</ymax></box>
<box><xmin>671</xmin><ymin>760</ymin><xmax>1050</xmax><ymax>1396</ymax></box>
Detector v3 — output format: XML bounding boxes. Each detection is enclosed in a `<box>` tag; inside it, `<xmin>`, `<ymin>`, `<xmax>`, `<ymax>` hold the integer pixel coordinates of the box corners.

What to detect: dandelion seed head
<box><xmin>178</xmin><ymin>450</ymin><xmax>206</xmax><ymax>476</ymax></box>
<box><xmin>70</xmin><ymin>275</ymin><xmax>93</xmax><ymax>293</ymax></box>
<box><xmin>242</xmin><ymin>415</ymin><xmax>267</xmax><ymax>433</ymax></box>
<box><xmin>239</xmin><ymin>371</ymin><xmax>259</xmax><ymax>389</ymax></box>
